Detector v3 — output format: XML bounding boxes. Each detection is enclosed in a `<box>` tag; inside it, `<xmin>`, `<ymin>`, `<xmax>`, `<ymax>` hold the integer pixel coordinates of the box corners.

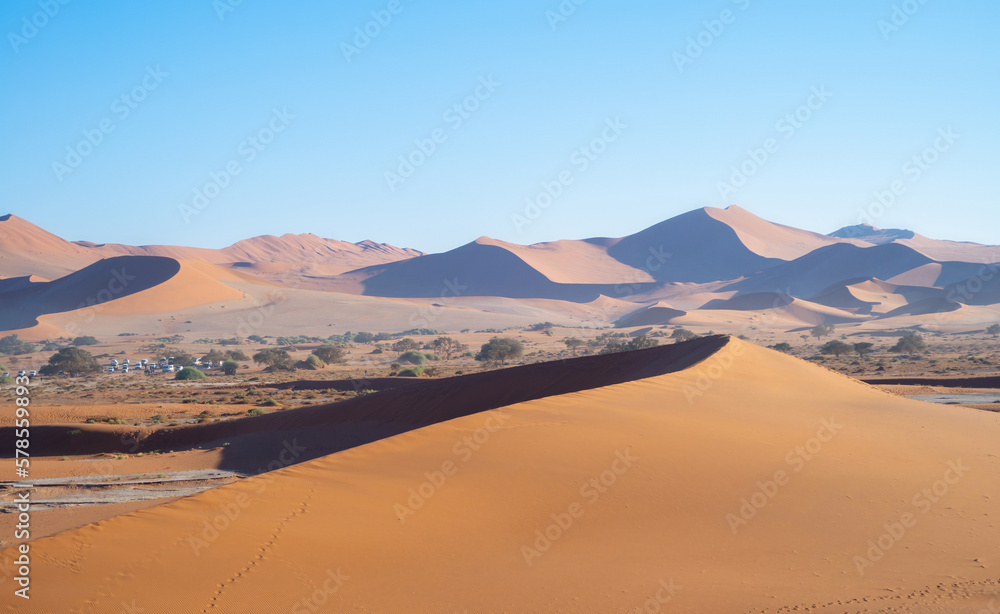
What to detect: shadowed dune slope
<box><xmin>0</xmin><ymin>256</ymin><xmax>244</xmax><ymax>331</ymax></box>
<box><xmin>0</xmin><ymin>256</ymin><xmax>180</xmax><ymax>331</ymax></box>
<box><xmin>4</xmin><ymin>338</ymin><xmax>1000</xmax><ymax>613</ymax></box>
<box><xmin>22</xmin><ymin>336</ymin><xmax>727</xmax><ymax>469</ymax></box>
<box><xmin>339</xmin><ymin>240</ymin><xmax>657</xmax><ymax>301</ymax></box>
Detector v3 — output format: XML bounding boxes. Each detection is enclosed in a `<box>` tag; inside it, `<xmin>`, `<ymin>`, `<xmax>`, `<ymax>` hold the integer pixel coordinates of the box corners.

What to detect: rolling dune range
<box><xmin>3</xmin><ymin>206</ymin><xmax>1000</xmax><ymax>338</ymax></box>
<box><xmin>2</xmin><ymin>337</ymin><xmax>998</xmax><ymax>613</ymax></box>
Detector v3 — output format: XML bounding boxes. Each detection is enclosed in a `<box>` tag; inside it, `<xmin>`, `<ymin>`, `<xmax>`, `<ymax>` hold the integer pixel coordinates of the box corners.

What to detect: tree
<box><xmin>313</xmin><ymin>344</ymin><xmax>347</xmax><ymax>364</ymax></box>
<box><xmin>819</xmin><ymin>340</ymin><xmax>853</xmax><ymax>357</ymax></box>
<box><xmin>987</xmin><ymin>324</ymin><xmax>1000</xmax><ymax>338</ymax></box>
<box><xmin>392</xmin><ymin>338</ymin><xmax>419</xmax><ymax>352</ymax></box>
<box><xmin>175</xmin><ymin>367</ymin><xmax>206</xmax><ymax>380</ymax></box>
<box><xmin>810</xmin><ymin>324</ymin><xmax>835</xmax><ymax>339</ymax></box>
<box><xmin>71</xmin><ymin>335</ymin><xmax>99</xmax><ymax>346</ymax></box>
<box><xmin>475</xmin><ymin>337</ymin><xmax>524</xmax><ymax>367</ymax></box>
<box><xmin>41</xmin><ymin>347</ymin><xmax>101</xmax><ymax>376</ymax></box>
<box><xmin>0</xmin><ymin>334</ymin><xmax>37</xmax><ymax>355</ymax></box>
<box><xmin>671</xmin><ymin>329</ymin><xmax>699</xmax><ymax>342</ymax></box>
<box><xmin>253</xmin><ymin>348</ymin><xmax>294</xmax><ymax>370</ymax></box>
<box><xmin>225</xmin><ymin>349</ymin><xmax>249</xmax><ymax>361</ymax></box>
<box><xmin>600</xmin><ymin>335</ymin><xmax>659</xmax><ymax>355</ymax></box>
<box><xmin>171</xmin><ymin>352</ymin><xmax>197</xmax><ymax>367</ymax></box>
<box><xmin>626</xmin><ymin>334</ymin><xmax>658</xmax><ymax>350</ymax></box>
<box><xmin>202</xmin><ymin>349</ymin><xmax>227</xmax><ymax>363</ymax></box>
<box><xmin>768</xmin><ymin>342</ymin><xmax>794</xmax><ymax>354</ymax></box>
<box><xmin>353</xmin><ymin>332</ymin><xmax>375</xmax><ymax>344</ymax></box>
<box><xmin>222</xmin><ymin>360</ymin><xmax>240</xmax><ymax>375</ymax></box>
<box><xmin>853</xmin><ymin>342</ymin><xmax>875</xmax><ymax>359</ymax></box>
<box><xmin>432</xmin><ymin>337</ymin><xmax>468</xmax><ymax>360</ymax></box>
<box><xmin>247</xmin><ymin>334</ymin><xmax>265</xmax><ymax>343</ymax></box>
<box><xmin>889</xmin><ymin>333</ymin><xmax>927</xmax><ymax>355</ymax></box>
<box><xmin>562</xmin><ymin>337</ymin><xmax>584</xmax><ymax>354</ymax></box>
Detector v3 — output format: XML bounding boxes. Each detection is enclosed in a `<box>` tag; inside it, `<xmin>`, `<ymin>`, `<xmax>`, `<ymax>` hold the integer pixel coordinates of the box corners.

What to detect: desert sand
<box><xmin>3</xmin><ymin>337</ymin><xmax>999</xmax><ymax>613</ymax></box>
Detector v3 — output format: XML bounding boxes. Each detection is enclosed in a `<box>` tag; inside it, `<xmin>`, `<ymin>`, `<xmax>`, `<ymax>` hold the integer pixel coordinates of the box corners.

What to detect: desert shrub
<box><xmin>295</xmin><ymin>355</ymin><xmax>325</xmax><ymax>370</ymax></box>
<box><xmin>0</xmin><ymin>334</ymin><xmax>36</xmax><ymax>355</ymax></box>
<box><xmin>247</xmin><ymin>408</ymin><xmax>268</xmax><ymax>416</ymax></box>
<box><xmin>671</xmin><ymin>329</ymin><xmax>699</xmax><ymax>342</ymax></box>
<box><xmin>71</xmin><ymin>335</ymin><xmax>99</xmax><ymax>346</ymax></box>
<box><xmin>43</xmin><ymin>347</ymin><xmax>101</xmax><ymax>376</ymax></box>
<box><xmin>397</xmin><ymin>351</ymin><xmax>429</xmax><ymax>365</ymax></box>
<box><xmin>313</xmin><ymin>345</ymin><xmax>347</xmax><ymax>364</ymax></box>
<box><xmin>392</xmin><ymin>338</ymin><xmax>419</xmax><ymax>352</ymax></box>
<box><xmin>222</xmin><ymin>360</ymin><xmax>240</xmax><ymax>375</ymax></box>
<box><xmin>819</xmin><ymin>340</ymin><xmax>853</xmax><ymax>357</ymax></box>
<box><xmin>474</xmin><ymin>338</ymin><xmax>524</xmax><ymax>366</ymax></box>
<box><xmin>175</xmin><ymin>367</ymin><xmax>206</xmax><ymax>380</ymax></box>
<box><xmin>889</xmin><ymin>333</ymin><xmax>928</xmax><ymax>355</ymax></box>
<box><xmin>397</xmin><ymin>366</ymin><xmax>425</xmax><ymax>377</ymax></box>
<box><xmin>259</xmin><ymin>398</ymin><xmax>279</xmax><ymax>406</ymax></box>
<box><xmin>768</xmin><ymin>343</ymin><xmax>794</xmax><ymax>354</ymax></box>
<box><xmin>253</xmin><ymin>348</ymin><xmax>293</xmax><ymax>370</ymax></box>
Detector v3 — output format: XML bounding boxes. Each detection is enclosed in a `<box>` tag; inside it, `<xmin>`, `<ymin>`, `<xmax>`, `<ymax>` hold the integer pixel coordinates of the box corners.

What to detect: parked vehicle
<box><xmin>106</xmin><ymin>367</ymin><xmax>115</xmax><ymax>373</ymax></box>
<box><xmin>2</xmin><ymin>372</ymin><xmax>10</xmax><ymax>377</ymax></box>
<box><xmin>17</xmin><ymin>370</ymin><xmax>26</xmax><ymax>377</ymax></box>
<box><xmin>28</xmin><ymin>370</ymin><xmax>37</xmax><ymax>377</ymax></box>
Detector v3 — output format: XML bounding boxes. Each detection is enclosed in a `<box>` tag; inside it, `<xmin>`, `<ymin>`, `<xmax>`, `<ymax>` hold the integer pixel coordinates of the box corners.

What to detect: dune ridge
<box><xmin>3</xmin><ymin>337</ymin><xmax>999</xmax><ymax>613</ymax></box>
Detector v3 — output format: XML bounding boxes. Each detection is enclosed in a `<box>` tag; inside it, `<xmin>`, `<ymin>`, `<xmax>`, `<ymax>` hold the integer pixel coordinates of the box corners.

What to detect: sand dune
<box><xmin>5</xmin><ymin>337</ymin><xmax>999</xmax><ymax>612</ymax></box>
<box><xmin>4</xmin><ymin>208</ymin><xmax>1000</xmax><ymax>335</ymax></box>
<box><xmin>616</xmin><ymin>301</ymin><xmax>688</xmax><ymax>326</ymax></box>
<box><xmin>0</xmin><ymin>256</ymin><xmax>244</xmax><ymax>333</ymax></box>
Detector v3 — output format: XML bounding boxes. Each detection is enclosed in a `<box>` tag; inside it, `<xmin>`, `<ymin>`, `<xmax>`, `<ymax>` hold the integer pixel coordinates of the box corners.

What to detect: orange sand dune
<box><xmin>0</xmin><ymin>256</ymin><xmax>244</xmax><ymax>333</ymax></box>
<box><xmin>3</xmin><ymin>338</ymin><xmax>999</xmax><ymax>613</ymax></box>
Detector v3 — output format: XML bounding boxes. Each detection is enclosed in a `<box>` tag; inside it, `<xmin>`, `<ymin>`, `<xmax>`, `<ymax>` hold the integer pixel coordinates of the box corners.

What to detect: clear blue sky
<box><xmin>1</xmin><ymin>1</ymin><xmax>997</xmax><ymax>253</ymax></box>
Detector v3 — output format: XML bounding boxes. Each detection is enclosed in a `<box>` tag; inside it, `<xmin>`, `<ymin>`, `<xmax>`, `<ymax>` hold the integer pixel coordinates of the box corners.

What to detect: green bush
<box><xmin>175</xmin><ymin>367</ymin><xmax>207</xmax><ymax>380</ymax></box>
<box><xmin>248</xmin><ymin>408</ymin><xmax>268</xmax><ymax>416</ymax></box>
<box><xmin>260</xmin><ymin>398</ymin><xmax>279</xmax><ymax>406</ymax></box>
<box><xmin>397</xmin><ymin>366</ymin><xmax>425</xmax><ymax>377</ymax></box>
<box><xmin>397</xmin><ymin>351</ymin><xmax>427</xmax><ymax>365</ymax></box>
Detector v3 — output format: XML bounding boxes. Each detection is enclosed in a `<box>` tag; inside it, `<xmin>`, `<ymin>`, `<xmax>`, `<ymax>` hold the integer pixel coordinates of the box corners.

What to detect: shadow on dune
<box><xmin>0</xmin><ymin>255</ymin><xmax>181</xmax><ymax>331</ymax></box>
<box><xmin>4</xmin><ymin>336</ymin><xmax>730</xmax><ymax>473</ymax></box>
